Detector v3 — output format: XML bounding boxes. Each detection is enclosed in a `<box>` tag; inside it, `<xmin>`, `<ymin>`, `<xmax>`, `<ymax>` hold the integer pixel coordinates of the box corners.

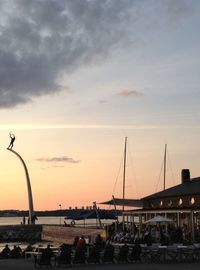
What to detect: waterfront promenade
<box><xmin>0</xmin><ymin>259</ymin><xmax>199</xmax><ymax>270</ymax></box>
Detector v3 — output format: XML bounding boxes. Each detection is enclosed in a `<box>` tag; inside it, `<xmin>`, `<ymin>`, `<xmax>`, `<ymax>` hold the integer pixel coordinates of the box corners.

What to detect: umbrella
<box><xmin>79</xmin><ymin>210</ymin><xmax>117</xmax><ymax>220</ymax></box>
<box><xmin>65</xmin><ymin>209</ymin><xmax>117</xmax><ymax>220</ymax></box>
<box><xmin>144</xmin><ymin>215</ymin><xmax>173</xmax><ymax>224</ymax></box>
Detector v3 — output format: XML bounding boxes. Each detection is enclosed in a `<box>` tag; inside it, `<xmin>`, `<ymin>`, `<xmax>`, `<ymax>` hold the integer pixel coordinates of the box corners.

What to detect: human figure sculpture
<box><xmin>7</xmin><ymin>133</ymin><xmax>15</xmax><ymax>150</ymax></box>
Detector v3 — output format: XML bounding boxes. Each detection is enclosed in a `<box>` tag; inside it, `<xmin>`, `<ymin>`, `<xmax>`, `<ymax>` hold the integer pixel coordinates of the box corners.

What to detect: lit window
<box><xmin>190</xmin><ymin>197</ymin><xmax>195</xmax><ymax>205</ymax></box>
<box><xmin>160</xmin><ymin>200</ymin><xmax>163</xmax><ymax>207</ymax></box>
<box><xmin>178</xmin><ymin>198</ymin><xmax>183</xmax><ymax>205</ymax></box>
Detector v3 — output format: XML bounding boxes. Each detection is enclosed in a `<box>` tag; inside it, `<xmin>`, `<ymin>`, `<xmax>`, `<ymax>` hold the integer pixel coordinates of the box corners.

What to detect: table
<box><xmin>25</xmin><ymin>251</ymin><xmax>42</xmax><ymax>259</ymax></box>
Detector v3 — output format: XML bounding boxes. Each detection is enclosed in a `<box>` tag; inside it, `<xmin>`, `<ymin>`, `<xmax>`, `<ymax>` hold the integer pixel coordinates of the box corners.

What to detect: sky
<box><xmin>0</xmin><ymin>0</ymin><xmax>200</xmax><ymax>211</ymax></box>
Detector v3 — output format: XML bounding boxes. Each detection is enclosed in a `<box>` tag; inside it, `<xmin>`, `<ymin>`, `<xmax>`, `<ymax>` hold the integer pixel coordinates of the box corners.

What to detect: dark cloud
<box><xmin>0</xmin><ymin>0</ymin><xmax>134</xmax><ymax>108</ymax></box>
<box><xmin>0</xmin><ymin>0</ymin><xmax>197</xmax><ymax>108</ymax></box>
<box><xmin>36</xmin><ymin>156</ymin><xmax>80</xmax><ymax>163</ymax></box>
<box><xmin>117</xmin><ymin>90</ymin><xmax>144</xmax><ymax>97</ymax></box>
<box><xmin>159</xmin><ymin>0</ymin><xmax>194</xmax><ymax>21</ymax></box>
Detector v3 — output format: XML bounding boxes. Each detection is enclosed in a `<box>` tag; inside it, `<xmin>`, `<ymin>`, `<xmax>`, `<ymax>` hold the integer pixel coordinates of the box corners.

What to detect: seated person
<box><xmin>57</xmin><ymin>244</ymin><xmax>72</xmax><ymax>265</ymax></box>
<box><xmin>44</xmin><ymin>244</ymin><xmax>53</xmax><ymax>256</ymax></box>
<box><xmin>1</xmin><ymin>244</ymin><xmax>10</xmax><ymax>258</ymax></box>
<box><xmin>22</xmin><ymin>244</ymin><xmax>33</xmax><ymax>258</ymax></box>
<box><xmin>35</xmin><ymin>244</ymin><xmax>52</xmax><ymax>267</ymax></box>
<box><xmin>10</xmin><ymin>245</ymin><xmax>22</xmax><ymax>258</ymax></box>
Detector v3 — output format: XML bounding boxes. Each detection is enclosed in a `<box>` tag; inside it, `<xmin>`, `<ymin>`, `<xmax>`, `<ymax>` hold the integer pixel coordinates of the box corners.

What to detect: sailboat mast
<box><xmin>163</xmin><ymin>144</ymin><xmax>167</xmax><ymax>190</ymax></box>
<box><xmin>122</xmin><ymin>136</ymin><xmax>127</xmax><ymax>213</ymax></box>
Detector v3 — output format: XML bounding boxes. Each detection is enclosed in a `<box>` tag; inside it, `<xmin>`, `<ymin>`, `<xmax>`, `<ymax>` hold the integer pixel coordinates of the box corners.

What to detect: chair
<box><xmin>73</xmin><ymin>248</ymin><xmax>86</xmax><ymax>266</ymax></box>
<box><xmin>56</xmin><ymin>245</ymin><xmax>72</xmax><ymax>267</ymax></box>
<box><xmin>34</xmin><ymin>250</ymin><xmax>52</xmax><ymax>268</ymax></box>
<box><xmin>129</xmin><ymin>244</ymin><xmax>141</xmax><ymax>262</ymax></box>
<box><xmin>116</xmin><ymin>244</ymin><xmax>129</xmax><ymax>263</ymax></box>
<box><xmin>87</xmin><ymin>245</ymin><xmax>101</xmax><ymax>264</ymax></box>
<box><xmin>102</xmin><ymin>243</ymin><xmax>114</xmax><ymax>263</ymax></box>
<box><xmin>167</xmin><ymin>246</ymin><xmax>178</xmax><ymax>262</ymax></box>
<box><xmin>149</xmin><ymin>246</ymin><xmax>162</xmax><ymax>263</ymax></box>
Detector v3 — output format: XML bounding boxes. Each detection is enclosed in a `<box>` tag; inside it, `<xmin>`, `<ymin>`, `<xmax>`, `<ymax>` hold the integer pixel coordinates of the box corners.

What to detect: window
<box><xmin>178</xmin><ymin>198</ymin><xmax>183</xmax><ymax>206</ymax></box>
<box><xmin>160</xmin><ymin>200</ymin><xmax>163</xmax><ymax>207</ymax></box>
<box><xmin>190</xmin><ymin>197</ymin><xmax>195</xmax><ymax>205</ymax></box>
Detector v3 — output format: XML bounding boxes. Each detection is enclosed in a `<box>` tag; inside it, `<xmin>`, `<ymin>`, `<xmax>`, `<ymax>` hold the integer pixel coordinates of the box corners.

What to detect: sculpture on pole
<box><xmin>7</xmin><ymin>134</ymin><xmax>36</xmax><ymax>224</ymax></box>
<box><xmin>7</xmin><ymin>133</ymin><xmax>15</xmax><ymax>150</ymax></box>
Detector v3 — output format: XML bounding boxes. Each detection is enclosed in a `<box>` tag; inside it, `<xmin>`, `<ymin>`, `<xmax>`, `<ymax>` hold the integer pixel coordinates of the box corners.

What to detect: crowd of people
<box><xmin>108</xmin><ymin>222</ymin><xmax>200</xmax><ymax>245</ymax></box>
<box><xmin>1</xmin><ymin>223</ymin><xmax>200</xmax><ymax>264</ymax></box>
<box><xmin>72</xmin><ymin>234</ymin><xmax>105</xmax><ymax>250</ymax></box>
<box><xmin>0</xmin><ymin>244</ymin><xmax>23</xmax><ymax>259</ymax></box>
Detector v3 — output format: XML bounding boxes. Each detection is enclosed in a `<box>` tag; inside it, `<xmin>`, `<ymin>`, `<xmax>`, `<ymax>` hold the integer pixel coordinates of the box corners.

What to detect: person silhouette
<box><xmin>7</xmin><ymin>133</ymin><xmax>15</xmax><ymax>150</ymax></box>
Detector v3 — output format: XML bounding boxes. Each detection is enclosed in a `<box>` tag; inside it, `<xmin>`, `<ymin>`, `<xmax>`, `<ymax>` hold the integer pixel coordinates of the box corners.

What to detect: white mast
<box><xmin>163</xmin><ymin>144</ymin><xmax>167</xmax><ymax>190</ymax></box>
<box><xmin>122</xmin><ymin>136</ymin><xmax>127</xmax><ymax>229</ymax></box>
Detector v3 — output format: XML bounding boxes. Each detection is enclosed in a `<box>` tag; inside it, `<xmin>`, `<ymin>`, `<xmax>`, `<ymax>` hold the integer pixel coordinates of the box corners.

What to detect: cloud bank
<box><xmin>0</xmin><ymin>0</ymin><xmax>196</xmax><ymax>108</ymax></box>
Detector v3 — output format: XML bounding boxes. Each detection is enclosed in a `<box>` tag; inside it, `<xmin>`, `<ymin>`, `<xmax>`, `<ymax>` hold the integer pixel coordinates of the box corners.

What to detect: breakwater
<box><xmin>0</xmin><ymin>225</ymin><xmax>42</xmax><ymax>242</ymax></box>
<box><xmin>0</xmin><ymin>225</ymin><xmax>105</xmax><ymax>244</ymax></box>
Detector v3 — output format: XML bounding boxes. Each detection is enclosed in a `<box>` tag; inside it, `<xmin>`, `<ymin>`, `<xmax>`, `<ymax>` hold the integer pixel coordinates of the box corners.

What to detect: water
<box><xmin>0</xmin><ymin>216</ymin><xmax>114</xmax><ymax>226</ymax></box>
<box><xmin>0</xmin><ymin>216</ymin><xmax>66</xmax><ymax>226</ymax></box>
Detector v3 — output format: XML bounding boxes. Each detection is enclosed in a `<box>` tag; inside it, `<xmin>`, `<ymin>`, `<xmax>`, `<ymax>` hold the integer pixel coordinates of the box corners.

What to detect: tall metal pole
<box><xmin>59</xmin><ymin>204</ymin><xmax>62</xmax><ymax>226</ymax></box>
<box><xmin>163</xmin><ymin>144</ymin><xmax>167</xmax><ymax>190</ymax></box>
<box><xmin>7</xmin><ymin>149</ymin><xmax>35</xmax><ymax>224</ymax></box>
<box><xmin>122</xmin><ymin>136</ymin><xmax>127</xmax><ymax>230</ymax></box>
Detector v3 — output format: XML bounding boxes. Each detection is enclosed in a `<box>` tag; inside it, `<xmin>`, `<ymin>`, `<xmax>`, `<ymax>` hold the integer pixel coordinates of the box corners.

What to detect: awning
<box><xmin>100</xmin><ymin>198</ymin><xmax>143</xmax><ymax>208</ymax></box>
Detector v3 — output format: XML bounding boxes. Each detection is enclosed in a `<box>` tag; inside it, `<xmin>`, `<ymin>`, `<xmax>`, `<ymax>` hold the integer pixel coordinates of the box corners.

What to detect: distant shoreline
<box><xmin>0</xmin><ymin>209</ymin><xmax>121</xmax><ymax>217</ymax></box>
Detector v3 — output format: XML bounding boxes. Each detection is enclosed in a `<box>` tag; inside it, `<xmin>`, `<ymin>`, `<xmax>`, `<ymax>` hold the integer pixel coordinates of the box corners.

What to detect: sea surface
<box><xmin>0</xmin><ymin>216</ymin><xmax>114</xmax><ymax>226</ymax></box>
<box><xmin>0</xmin><ymin>216</ymin><xmax>68</xmax><ymax>226</ymax></box>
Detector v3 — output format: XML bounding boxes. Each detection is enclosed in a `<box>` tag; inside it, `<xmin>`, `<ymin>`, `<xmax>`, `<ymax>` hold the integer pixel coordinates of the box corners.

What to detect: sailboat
<box><xmin>101</xmin><ymin>137</ymin><xmax>142</xmax><ymax>230</ymax></box>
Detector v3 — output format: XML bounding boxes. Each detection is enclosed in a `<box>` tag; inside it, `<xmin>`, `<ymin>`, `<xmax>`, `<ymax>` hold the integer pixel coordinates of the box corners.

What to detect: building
<box><xmin>123</xmin><ymin>169</ymin><xmax>200</xmax><ymax>241</ymax></box>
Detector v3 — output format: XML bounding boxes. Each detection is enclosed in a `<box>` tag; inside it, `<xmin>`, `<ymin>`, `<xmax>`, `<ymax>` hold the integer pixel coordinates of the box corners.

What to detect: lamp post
<box><xmin>59</xmin><ymin>204</ymin><xmax>62</xmax><ymax>226</ymax></box>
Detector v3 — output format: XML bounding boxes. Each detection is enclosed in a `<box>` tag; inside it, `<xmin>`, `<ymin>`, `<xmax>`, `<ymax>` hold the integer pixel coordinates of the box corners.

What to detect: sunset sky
<box><xmin>0</xmin><ymin>0</ymin><xmax>200</xmax><ymax>211</ymax></box>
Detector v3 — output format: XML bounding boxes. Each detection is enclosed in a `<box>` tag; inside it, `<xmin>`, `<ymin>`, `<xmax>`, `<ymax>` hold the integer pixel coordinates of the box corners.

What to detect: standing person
<box><xmin>73</xmin><ymin>236</ymin><xmax>79</xmax><ymax>248</ymax></box>
<box><xmin>7</xmin><ymin>133</ymin><xmax>15</xmax><ymax>150</ymax></box>
<box><xmin>94</xmin><ymin>234</ymin><xmax>103</xmax><ymax>249</ymax></box>
<box><xmin>77</xmin><ymin>235</ymin><xmax>86</xmax><ymax>251</ymax></box>
<box><xmin>23</xmin><ymin>216</ymin><xmax>26</xmax><ymax>225</ymax></box>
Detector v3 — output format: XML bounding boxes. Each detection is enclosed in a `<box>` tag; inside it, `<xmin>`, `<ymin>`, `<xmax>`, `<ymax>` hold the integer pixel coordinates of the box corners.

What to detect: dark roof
<box><xmin>100</xmin><ymin>198</ymin><xmax>143</xmax><ymax>208</ymax></box>
<box><xmin>142</xmin><ymin>177</ymin><xmax>200</xmax><ymax>200</ymax></box>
